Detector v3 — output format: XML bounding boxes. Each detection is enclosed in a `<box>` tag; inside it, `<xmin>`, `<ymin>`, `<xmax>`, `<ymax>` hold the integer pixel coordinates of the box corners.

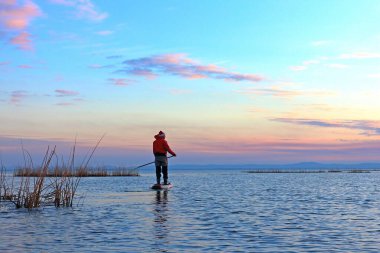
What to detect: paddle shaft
<box><xmin>133</xmin><ymin>155</ymin><xmax>174</xmax><ymax>170</ymax></box>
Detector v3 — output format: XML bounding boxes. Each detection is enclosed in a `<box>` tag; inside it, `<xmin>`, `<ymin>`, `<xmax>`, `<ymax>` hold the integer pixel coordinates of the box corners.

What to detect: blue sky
<box><xmin>1</xmin><ymin>0</ymin><xmax>380</xmax><ymax>166</ymax></box>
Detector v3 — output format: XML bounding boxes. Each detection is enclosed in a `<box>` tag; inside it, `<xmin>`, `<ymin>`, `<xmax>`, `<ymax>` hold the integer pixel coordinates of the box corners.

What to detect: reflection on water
<box><xmin>1</xmin><ymin>171</ymin><xmax>380</xmax><ymax>252</ymax></box>
<box><xmin>152</xmin><ymin>190</ymin><xmax>169</xmax><ymax>252</ymax></box>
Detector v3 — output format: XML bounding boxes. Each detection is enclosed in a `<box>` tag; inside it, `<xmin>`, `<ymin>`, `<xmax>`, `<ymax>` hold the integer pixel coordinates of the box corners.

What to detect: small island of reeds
<box><xmin>14</xmin><ymin>166</ymin><xmax>139</xmax><ymax>177</ymax></box>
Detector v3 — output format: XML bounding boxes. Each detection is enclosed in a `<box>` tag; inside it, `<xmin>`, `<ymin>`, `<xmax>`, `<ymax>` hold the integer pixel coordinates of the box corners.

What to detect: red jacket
<box><xmin>153</xmin><ymin>134</ymin><xmax>176</xmax><ymax>156</ymax></box>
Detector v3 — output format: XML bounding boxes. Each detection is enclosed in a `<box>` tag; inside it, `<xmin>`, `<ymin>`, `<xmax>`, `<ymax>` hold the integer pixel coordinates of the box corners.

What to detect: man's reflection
<box><xmin>152</xmin><ymin>190</ymin><xmax>170</xmax><ymax>251</ymax></box>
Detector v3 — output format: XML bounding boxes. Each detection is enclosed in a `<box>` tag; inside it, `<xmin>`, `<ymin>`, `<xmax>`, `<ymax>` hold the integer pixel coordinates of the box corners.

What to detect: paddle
<box><xmin>133</xmin><ymin>155</ymin><xmax>174</xmax><ymax>170</ymax></box>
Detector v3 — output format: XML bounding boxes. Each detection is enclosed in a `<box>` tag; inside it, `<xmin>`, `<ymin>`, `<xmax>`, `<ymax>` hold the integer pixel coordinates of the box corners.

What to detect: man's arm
<box><xmin>164</xmin><ymin>140</ymin><xmax>176</xmax><ymax>156</ymax></box>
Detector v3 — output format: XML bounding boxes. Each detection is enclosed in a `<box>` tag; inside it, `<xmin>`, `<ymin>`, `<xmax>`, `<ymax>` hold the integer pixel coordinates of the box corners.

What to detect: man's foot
<box><xmin>163</xmin><ymin>181</ymin><xmax>169</xmax><ymax>185</ymax></box>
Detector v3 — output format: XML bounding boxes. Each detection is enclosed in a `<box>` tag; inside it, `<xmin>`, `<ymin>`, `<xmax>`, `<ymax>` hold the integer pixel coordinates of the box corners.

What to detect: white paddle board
<box><xmin>151</xmin><ymin>183</ymin><xmax>173</xmax><ymax>190</ymax></box>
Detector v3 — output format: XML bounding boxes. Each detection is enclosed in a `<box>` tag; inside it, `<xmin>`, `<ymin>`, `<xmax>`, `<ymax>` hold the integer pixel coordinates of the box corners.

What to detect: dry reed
<box><xmin>0</xmin><ymin>136</ymin><xmax>104</xmax><ymax>209</ymax></box>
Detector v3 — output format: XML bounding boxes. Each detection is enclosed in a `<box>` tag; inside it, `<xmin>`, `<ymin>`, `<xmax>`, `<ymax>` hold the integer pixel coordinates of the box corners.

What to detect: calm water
<box><xmin>1</xmin><ymin>169</ymin><xmax>380</xmax><ymax>252</ymax></box>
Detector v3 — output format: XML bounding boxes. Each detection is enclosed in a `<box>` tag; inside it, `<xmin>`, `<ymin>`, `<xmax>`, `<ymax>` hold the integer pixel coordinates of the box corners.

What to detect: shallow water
<box><xmin>1</xmin><ymin>170</ymin><xmax>380</xmax><ymax>252</ymax></box>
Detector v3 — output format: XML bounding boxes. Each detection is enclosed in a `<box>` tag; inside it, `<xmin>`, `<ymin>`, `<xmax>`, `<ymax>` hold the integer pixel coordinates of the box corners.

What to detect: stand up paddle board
<box><xmin>151</xmin><ymin>183</ymin><xmax>173</xmax><ymax>190</ymax></box>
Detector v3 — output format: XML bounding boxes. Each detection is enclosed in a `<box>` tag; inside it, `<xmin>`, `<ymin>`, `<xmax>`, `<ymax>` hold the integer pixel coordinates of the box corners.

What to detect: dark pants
<box><xmin>156</xmin><ymin>166</ymin><xmax>168</xmax><ymax>184</ymax></box>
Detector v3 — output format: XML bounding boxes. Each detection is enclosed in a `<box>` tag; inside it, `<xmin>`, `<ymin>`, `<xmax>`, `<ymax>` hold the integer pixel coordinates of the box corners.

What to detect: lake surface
<box><xmin>1</xmin><ymin>169</ymin><xmax>380</xmax><ymax>252</ymax></box>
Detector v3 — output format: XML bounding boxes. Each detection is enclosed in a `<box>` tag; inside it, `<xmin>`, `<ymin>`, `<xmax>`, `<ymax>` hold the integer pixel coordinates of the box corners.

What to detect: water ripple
<box><xmin>1</xmin><ymin>171</ymin><xmax>380</xmax><ymax>252</ymax></box>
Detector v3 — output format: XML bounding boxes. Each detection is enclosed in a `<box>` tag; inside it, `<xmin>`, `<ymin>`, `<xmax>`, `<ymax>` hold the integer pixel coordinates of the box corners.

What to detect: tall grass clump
<box><xmin>0</xmin><ymin>136</ymin><xmax>103</xmax><ymax>209</ymax></box>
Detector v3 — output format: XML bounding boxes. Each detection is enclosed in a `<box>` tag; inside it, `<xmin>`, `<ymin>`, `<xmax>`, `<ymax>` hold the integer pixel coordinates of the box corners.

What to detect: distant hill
<box><xmin>170</xmin><ymin>162</ymin><xmax>380</xmax><ymax>170</ymax></box>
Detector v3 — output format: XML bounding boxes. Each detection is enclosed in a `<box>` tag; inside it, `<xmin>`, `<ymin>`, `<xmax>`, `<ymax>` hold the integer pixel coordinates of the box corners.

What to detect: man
<box><xmin>153</xmin><ymin>131</ymin><xmax>176</xmax><ymax>185</ymax></box>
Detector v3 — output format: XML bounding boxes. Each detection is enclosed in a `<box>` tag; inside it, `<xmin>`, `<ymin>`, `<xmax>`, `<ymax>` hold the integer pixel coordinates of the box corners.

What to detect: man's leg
<box><xmin>156</xmin><ymin>166</ymin><xmax>162</xmax><ymax>184</ymax></box>
<box><xmin>162</xmin><ymin>166</ymin><xmax>168</xmax><ymax>185</ymax></box>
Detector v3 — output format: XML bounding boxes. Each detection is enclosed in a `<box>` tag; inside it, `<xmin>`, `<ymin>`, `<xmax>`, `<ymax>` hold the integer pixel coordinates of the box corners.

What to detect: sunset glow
<box><xmin>1</xmin><ymin>0</ymin><xmax>380</xmax><ymax>166</ymax></box>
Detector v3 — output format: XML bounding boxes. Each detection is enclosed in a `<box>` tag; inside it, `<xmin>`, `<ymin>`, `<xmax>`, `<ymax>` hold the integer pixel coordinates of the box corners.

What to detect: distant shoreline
<box><xmin>244</xmin><ymin>169</ymin><xmax>377</xmax><ymax>174</ymax></box>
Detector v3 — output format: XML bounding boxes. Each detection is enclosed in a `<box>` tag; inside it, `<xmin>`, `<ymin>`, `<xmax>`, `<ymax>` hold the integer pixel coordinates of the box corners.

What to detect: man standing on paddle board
<box><xmin>153</xmin><ymin>131</ymin><xmax>176</xmax><ymax>185</ymax></box>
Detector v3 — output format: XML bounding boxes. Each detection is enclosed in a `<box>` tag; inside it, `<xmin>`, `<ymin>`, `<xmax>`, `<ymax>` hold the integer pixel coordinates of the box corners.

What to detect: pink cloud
<box><xmin>10</xmin><ymin>31</ymin><xmax>33</xmax><ymax>50</ymax></box>
<box><xmin>154</xmin><ymin>53</ymin><xmax>197</xmax><ymax>65</ymax></box>
<box><xmin>128</xmin><ymin>68</ymin><xmax>158</xmax><ymax>79</ymax></box>
<box><xmin>0</xmin><ymin>0</ymin><xmax>41</xmax><ymax>50</ymax></box>
<box><xmin>54</xmin><ymin>90</ymin><xmax>83</xmax><ymax>106</ymax></box>
<box><xmin>49</xmin><ymin>0</ymin><xmax>74</xmax><ymax>6</ymax></box>
<box><xmin>18</xmin><ymin>64</ymin><xmax>32</xmax><ymax>69</ymax></box>
<box><xmin>56</xmin><ymin>102</ymin><xmax>74</xmax><ymax>106</ymax></box>
<box><xmin>89</xmin><ymin>64</ymin><xmax>114</xmax><ymax>69</ymax></box>
<box><xmin>9</xmin><ymin>90</ymin><xmax>28</xmax><ymax>105</ymax></box>
<box><xmin>0</xmin><ymin>0</ymin><xmax>41</xmax><ymax>29</ymax></box>
<box><xmin>50</xmin><ymin>0</ymin><xmax>108</xmax><ymax>22</ymax></box>
<box><xmin>55</xmin><ymin>89</ymin><xmax>79</xmax><ymax>97</ymax></box>
<box><xmin>118</xmin><ymin>54</ymin><xmax>263</xmax><ymax>83</ymax></box>
<box><xmin>178</xmin><ymin>135</ymin><xmax>380</xmax><ymax>163</ymax></box>
<box><xmin>272</xmin><ymin>118</ymin><xmax>380</xmax><ymax>136</ymax></box>
<box><xmin>0</xmin><ymin>1</ymin><xmax>41</xmax><ymax>50</ymax></box>
<box><xmin>108</xmin><ymin>78</ymin><xmax>134</xmax><ymax>86</ymax></box>
<box><xmin>0</xmin><ymin>61</ymin><xmax>11</xmax><ymax>66</ymax></box>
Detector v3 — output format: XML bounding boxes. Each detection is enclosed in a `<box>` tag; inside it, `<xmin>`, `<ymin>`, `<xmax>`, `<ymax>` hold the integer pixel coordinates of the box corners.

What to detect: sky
<box><xmin>1</xmin><ymin>0</ymin><xmax>380</xmax><ymax>166</ymax></box>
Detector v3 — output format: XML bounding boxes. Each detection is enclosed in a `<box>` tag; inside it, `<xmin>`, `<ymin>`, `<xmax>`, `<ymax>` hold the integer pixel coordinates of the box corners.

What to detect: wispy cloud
<box><xmin>56</xmin><ymin>98</ymin><xmax>84</xmax><ymax>106</ymax></box>
<box><xmin>272</xmin><ymin>118</ymin><xmax>380</xmax><ymax>136</ymax></box>
<box><xmin>170</xmin><ymin>89</ymin><xmax>192</xmax><ymax>95</ymax></box>
<box><xmin>106</xmin><ymin>55</ymin><xmax>123</xmax><ymax>59</ymax></box>
<box><xmin>11</xmin><ymin>31</ymin><xmax>34</xmax><ymax>50</ymax></box>
<box><xmin>117</xmin><ymin>53</ymin><xmax>264</xmax><ymax>83</ymax></box>
<box><xmin>238</xmin><ymin>87</ymin><xmax>333</xmax><ymax>98</ymax></box>
<box><xmin>289</xmin><ymin>59</ymin><xmax>320</xmax><ymax>71</ymax></box>
<box><xmin>0</xmin><ymin>61</ymin><xmax>10</xmax><ymax>66</ymax></box>
<box><xmin>339</xmin><ymin>52</ymin><xmax>380</xmax><ymax>60</ymax></box>
<box><xmin>18</xmin><ymin>64</ymin><xmax>32</xmax><ymax>69</ymax></box>
<box><xmin>238</xmin><ymin>88</ymin><xmax>301</xmax><ymax>98</ymax></box>
<box><xmin>368</xmin><ymin>73</ymin><xmax>380</xmax><ymax>78</ymax></box>
<box><xmin>289</xmin><ymin>65</ymin><xmax>307</xmax><ymax>71</ymax></box>
<box><xmin>55</xmin><ymin>89</ymin><xmax>79</xmax><ymax>97</ymax></box>
<box><xmin>108</xmin><ymin>78</ymin><xmax>134</xmax><ymax>86</ymax></box>
<box><xmin>311</xmin><ymin>40</ymin><xmax>331</xmax><ymax>47</ymax></box>
<box><xmin>95</xmin><ymin>30</ymin><xmax>113</xmax><ymax>36</ymax></box>
<box><xmin>291</xmin><ymin>51</ymin><xmax>380</xmax><ymax>72</ymax></box>
<box><xmin>54</xmin><ymin>89</ymin><xmax>83</xmax><ymax>106</ymax></box>
<box><xmin>325</xmin><ymin>63</ymin><xmax>348</xmax><ymax>69</ymax></box>
<box><xmin>89</xmin><ymin>64</ymin><xmax>114</xmax><ymax>69</ymax></box>
<box><xmin>303</xmin><ymin>60</ymin><xmax>320</xmax><ymax>65</ymax></box>
<box><xmin>50</xmin><ymin>0</ymin><xmax>108</xmax><ymax>22</ymax></box>
<box><xmin>0</xmin><ymin>0</ymin><xmax>42</xmax><ymax>50</ymax></box>
<box><xmin>10</xmin><ymin>90</ymin><xmax>28</xmax><ymax>105</ymax></box>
